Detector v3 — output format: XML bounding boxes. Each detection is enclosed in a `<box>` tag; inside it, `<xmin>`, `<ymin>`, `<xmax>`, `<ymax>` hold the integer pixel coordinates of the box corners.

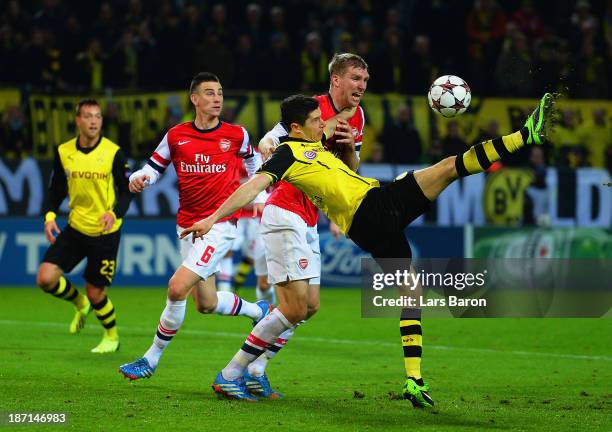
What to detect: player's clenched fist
<box><xmin>180</xmin><ymin>217</ymin><xmax>215</xmax><ymax>243</ymax></box>
<box><xmin>334</xmin><ymin>119</ymin><xmax>355</xmax><ymax>150</ymax></box>
<box><xmin>129</xmin><ymin>174</ymin><xmax>150</xmax><ymax>193</ymax></box>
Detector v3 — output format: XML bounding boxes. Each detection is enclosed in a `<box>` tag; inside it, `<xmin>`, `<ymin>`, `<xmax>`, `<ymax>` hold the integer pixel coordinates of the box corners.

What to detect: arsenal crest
<box><xmin>298</xmin><ymin>258</ymin><xmax>308</xmax><ymax>269</ymax></box>
<box><xmin>219</xmin><ymin>139</ymin><xmax>231</xmax><ymax>152</ymax></box>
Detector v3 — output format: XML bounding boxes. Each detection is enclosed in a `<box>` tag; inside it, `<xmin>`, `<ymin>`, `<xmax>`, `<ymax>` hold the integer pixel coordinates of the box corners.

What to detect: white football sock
<box><xmin>143</xmin><ymin>298</ymin><xmax>186</xmax><ymax>368</ymax></box>
<box><xmin>214</xmin><ymin>291</ymin><xmax>262</xmax><ymax>320</ymax></box>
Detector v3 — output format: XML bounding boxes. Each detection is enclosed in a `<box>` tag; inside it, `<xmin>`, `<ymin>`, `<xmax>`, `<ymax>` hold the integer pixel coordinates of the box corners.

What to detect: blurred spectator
<box><xmin>532</xmin><ymin>33</ymin><xmax>571</xmax><ymax>95</ymax></box>
<box><xmin>262</xmin><ymin>33</ymin><xmax>298</xmax><ymax>91</ymax></box>
<box><xmin>370</xmin><ymin>29</ymin><xmax>406</xmax><ymax>92</ymax></box>
<box><xmin>569</xmin><ymin>0</ymin><xmax>599</xmax><ymax>51</ymax></box>
<box><xmin>232</xmin><ymin>35</ymin><xmax>261</xmax><ymax>90</ymax></box>
<box><xmin>403</xmin><ymin>35</ymin><xmax>434</xmax><ymax>95</ymax></box>
<box><xmin>107</xmin><ymin>30</ymin><xmax>138</xmax><ymax>89</ymax></box>
<box><xmin>300</xmin><ymin>32</ymin><xmax>328</xmax><ymax>93</ymax></box>
<box><xmin>245</xmin><ymin>3</ymin><xmax>266</xmax><ymax>52</ymax></box>
<box><xmin>33</xmin><ymin>0</ymin><xmax>66</xmax><ymax>36</ymax></box>
<box><xmin>137</xmin><ymin>22</ymin><xmax>159</xmax><ymax>90</ymax></box>
<box><xmin>465</xmin><ymin>0</ymin><xmax>507</xmax><ymax>95</ymax></box>
<box><xmin>193</xmin><ymin>30</ymin><xmax>234</xmax><ymax>88</ymax></box>
<box><xmin>495</xmin><ymin>26</ymin><xmax>534</xmax><ymax>97</ymax></box>
<box><xmin>209</xmin><ymin>3</ymin><xmax>235</xmax><ymax>46</ymax></box>
<box><xmin>75</xmin><ymin>38</ymin><xmax>105</xmax><ymax>91</ymax></box>
<box><xmin>0</xmin><ymin>105</ymin><xmax>30</xmax><ymax>157</ymax></box>
<box><xmin>125</xmin><ymin>0</ymin><xmax>146</xmax><ymax>34</ymax></box>
<box><xmin>92</xmin><ymin>2</ymin><xmax>119</xmax><ymax>53</ymax></box>
<box><xmin>571</xmin><ymin>39</ymin><xmax>609</xmax><ymax>99</ymax></box>
<box><xmin>441</xmin><ymin>120</ymin><xmax>468</xmax><ymax>158</ymax></box>
<box><xmin>380</xmin><ymin>103</ymin><xmax>422</xmax><ymax>164</ymax></box>
<box><xmin>578</xmin><ymin>108</ymin><xmax>612</xmax><ymax>168</ymax></box>
<box><xmin>510</xmin><ymin>0</ymin><xmax>544</xmax><ymax>40</ymax></box>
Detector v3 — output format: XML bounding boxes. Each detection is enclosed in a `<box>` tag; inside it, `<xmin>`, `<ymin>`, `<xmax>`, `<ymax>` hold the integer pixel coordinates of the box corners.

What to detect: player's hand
<box><xmin>259</xmin><ymin>138</ymin><xmax>276</xmax><ymax>161</ymax></box>
<box><xmin>334</xmin><ymin>120</ymin><xmax>355</xmax><ymax>151</ymax></box>
<box><xmin>180</xmin><ymin>217</ymin><xmax>215</xmax><ymax>243</ymax></box>
<box><xmin>129</xmin><ymin>174</ymin><xmax>150</xmax><ymax>193</ymax></box>
<box><xmin>329</xmin><ymin>222</ymin><xmax>342</xmax><ymax>239</ymax></box>
<box><xmin>252</xmin><ymin>203</ymin><xmax>264</xmax><ymax>218</ymax></box>
<box><xmin>100</xmin><ymin>211</ymin><xmax>116</xmax><ymax>232</ymax></box>
<box><xmin>44</xmin><ymin>220</ymin><xmax>61</xmax><ymax>244</ymax></box>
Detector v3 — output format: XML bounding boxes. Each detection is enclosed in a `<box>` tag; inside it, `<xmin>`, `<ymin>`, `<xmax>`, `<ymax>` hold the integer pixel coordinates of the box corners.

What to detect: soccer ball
<box><xmin>428</xmin><ymin>75</ymin><xmax>471</xmax><ymax>118</ymax></box>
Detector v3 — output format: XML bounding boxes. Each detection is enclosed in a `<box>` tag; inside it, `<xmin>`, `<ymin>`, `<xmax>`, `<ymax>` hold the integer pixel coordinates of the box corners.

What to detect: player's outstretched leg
<box><xmin>455</xmin><ymin>92</ymin><xmax>556</xmax><ymax>177</ymax></box>
<box><xmin>414</xmin><ymin>93</ymin><xmax>557</xmax><ymax>203</ymax></box>
<box><xmin>403</xmin><ymin>377</ymin><xmax>434</xmax><ymax>408</ymax></box>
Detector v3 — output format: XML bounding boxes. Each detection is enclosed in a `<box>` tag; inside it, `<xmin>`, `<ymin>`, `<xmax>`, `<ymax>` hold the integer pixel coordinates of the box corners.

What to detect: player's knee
<box><xmin>36</xmin><ymin>268</ymin><xmax>57</xmax><ymax>291</ymax></box>
<box><xmin>167</xmin><ymin>276</ymin><xmax>189</xmax><ymax>301</ymax></box>
<box><xmin>442</xmin><ymin>156</ymin><xmax>459</xmax><ymax>180</ymax></box>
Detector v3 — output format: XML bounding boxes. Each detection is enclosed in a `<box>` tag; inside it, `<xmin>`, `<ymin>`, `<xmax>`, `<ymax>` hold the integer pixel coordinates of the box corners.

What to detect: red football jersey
<box><xmin>147</xmin><ymin>121</ymin><xmax>252</xmax><ymax>227</ymax></box>
<box><xmin>265</xmin><ymin>94</ymin><xmax>365</xmax><ymax>226</ymax></box>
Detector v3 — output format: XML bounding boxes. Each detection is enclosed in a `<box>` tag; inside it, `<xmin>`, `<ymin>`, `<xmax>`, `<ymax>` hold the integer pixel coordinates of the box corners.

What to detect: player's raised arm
<box><xmin>258</xmin><ymin>122</ymin><xmax>287</xmax><ymax>161</ymax></box>
<box><xmin>180</xmin><ymin>174</ymin><xmax>272</xmax><ymax>241</ymax></box>
<box><xmin>129</xmin><ymin>132</ymin><xmax>171</xmax><ymax>193</ymax></box>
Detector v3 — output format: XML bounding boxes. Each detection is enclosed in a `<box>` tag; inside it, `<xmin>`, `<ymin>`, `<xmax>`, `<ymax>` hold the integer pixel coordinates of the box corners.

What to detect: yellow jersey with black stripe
<box><xmin>258</xmin><ymin>135</ymin><xmax>379</xmax><ymax>234</ymax></box>
<box><xmin>48</xmin><ymin>136</ymin><xmax>131</xmax><ymax>236</ymax></box>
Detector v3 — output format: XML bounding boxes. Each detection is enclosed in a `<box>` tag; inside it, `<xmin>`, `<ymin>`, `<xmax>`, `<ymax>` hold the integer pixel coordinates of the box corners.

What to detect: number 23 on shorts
<box><xmin>197</xmin><ymin>245</ymin><xmax>215</xmax><ymax>266</ymax></box>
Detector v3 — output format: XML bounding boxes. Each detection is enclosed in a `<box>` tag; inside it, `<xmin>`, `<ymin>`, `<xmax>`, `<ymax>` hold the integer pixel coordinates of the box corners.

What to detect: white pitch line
<box><xmin>2</xmin><ymin>319</ymin><xmax>611</xmax><ymax>362</ymax></box>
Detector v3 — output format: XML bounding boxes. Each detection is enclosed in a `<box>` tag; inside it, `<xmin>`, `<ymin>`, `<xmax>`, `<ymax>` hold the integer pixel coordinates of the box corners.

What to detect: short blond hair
<box><xmin>328</xmin><ymin>53</ymin><xmax>368</xmax><ymax>76</ymax></box>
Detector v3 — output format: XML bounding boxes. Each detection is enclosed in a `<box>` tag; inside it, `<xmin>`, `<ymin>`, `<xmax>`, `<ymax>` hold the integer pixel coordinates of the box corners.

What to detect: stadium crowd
<box><xmin>2</xmin><ymin>0</ymin><xmax>612</xmax><ymax>96</ymax></box>
<box><xmin>1</xmin><ymin>0</ymin><xmax>611</xmax><ymax>168</ymax></box>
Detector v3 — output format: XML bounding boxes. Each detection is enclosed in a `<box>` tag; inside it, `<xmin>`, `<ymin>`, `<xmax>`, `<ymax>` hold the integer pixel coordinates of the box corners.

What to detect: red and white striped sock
<box><xmin>223</xmin><ymin>308</ymin><xmax>291</xmax><ymax>380</ymax></box>
<box><xmin>144</xmin><ymin>298</ymin><xmax>186</xmax><ymax>368</ymax></box>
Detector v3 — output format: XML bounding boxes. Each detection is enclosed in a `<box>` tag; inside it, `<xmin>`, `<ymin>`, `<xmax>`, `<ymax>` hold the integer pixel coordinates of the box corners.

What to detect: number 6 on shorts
<box><xmin>200</xmin><ymin>245</ymin><xmax>215</xmax><ymax>264</ymax></box>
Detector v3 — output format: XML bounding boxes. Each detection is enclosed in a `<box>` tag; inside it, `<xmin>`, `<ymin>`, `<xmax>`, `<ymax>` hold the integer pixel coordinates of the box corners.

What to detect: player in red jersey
<box><xmin>235</xmin><ymin>53</ymin><xmax>368</xmax><ymax>398</ymax></box>
<box><xmin>118</xmin><ymin>73</ymin><xmax>271</xmax><ymax>381</ymax></box>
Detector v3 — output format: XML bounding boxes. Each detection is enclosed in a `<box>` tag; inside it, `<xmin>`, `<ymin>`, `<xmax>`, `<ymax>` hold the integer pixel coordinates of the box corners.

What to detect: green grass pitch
<box><xmin>1</xmin><ymin>287</ymin><xmax>610</xmax><ymax>431</ymax></box>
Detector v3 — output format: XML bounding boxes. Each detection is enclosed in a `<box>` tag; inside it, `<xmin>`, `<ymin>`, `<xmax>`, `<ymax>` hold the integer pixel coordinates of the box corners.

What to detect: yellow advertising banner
<box><xmin>29</xmin><ymin>93</ymin><xmax>612</xmax><ymax>161</ymax></box>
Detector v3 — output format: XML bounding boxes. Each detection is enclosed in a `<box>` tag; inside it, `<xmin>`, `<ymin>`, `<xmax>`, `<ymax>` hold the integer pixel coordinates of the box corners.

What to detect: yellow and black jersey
<box><xmin>258</xmin><ymin>135</ymin><xmax>379</xmax><ymax>234</ymax></box>
<box><xmin>46</xmin><ymin>136</ymin><xmax>132</xmax><ymax>236</ymax></box>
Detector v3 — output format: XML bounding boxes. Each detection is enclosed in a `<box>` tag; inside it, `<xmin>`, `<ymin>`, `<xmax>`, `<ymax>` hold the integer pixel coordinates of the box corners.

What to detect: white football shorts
<box><xmin>260</xmin><ymin>204</ymin><xmax>321</xmax><ymax>285</ymax></box>
<box><xmin>177</xmin><ymin>221</ymin><xmax>237</xmax><ymax>280</ymax></box>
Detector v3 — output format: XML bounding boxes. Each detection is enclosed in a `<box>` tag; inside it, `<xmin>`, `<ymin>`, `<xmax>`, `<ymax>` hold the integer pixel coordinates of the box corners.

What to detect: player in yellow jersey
<box><xmin>181</xmin><ymin>93</ymin><xmax>556</xmax><ymax>405</ymax></box>
<box><xmin>36</xmin><ymin>99</ymin><xmax>132</xmax><ymax>353</ymax></box>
